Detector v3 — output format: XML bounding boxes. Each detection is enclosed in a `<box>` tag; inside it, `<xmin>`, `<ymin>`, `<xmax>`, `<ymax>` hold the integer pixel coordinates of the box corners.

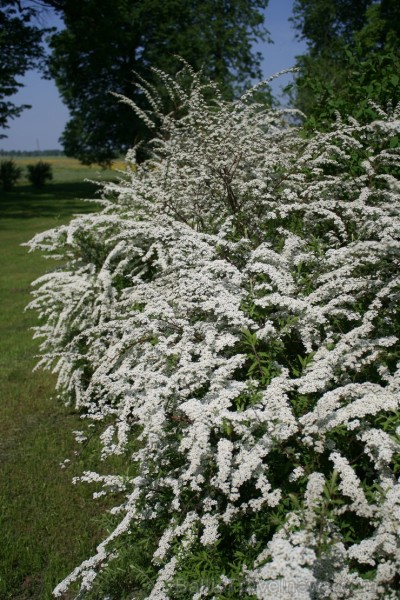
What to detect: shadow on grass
<box><xmin>0</xmin><ymin>181</ymin><xmax>105</xmax><ymax>220</ymax></box>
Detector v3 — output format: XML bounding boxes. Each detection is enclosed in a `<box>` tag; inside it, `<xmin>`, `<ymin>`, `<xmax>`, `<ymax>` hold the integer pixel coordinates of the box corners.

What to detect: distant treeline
<box><xmin>0</xmin><ymin>150</ymin><xmax>65</xmax><ymax>157</ymax></box>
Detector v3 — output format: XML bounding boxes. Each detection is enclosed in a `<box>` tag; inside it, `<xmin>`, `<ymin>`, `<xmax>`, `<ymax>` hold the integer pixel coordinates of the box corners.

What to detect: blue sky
<box><xmin>0</xmin><ymin>0</ymin><xmax>306</xmax><ymax>151</ymax></box>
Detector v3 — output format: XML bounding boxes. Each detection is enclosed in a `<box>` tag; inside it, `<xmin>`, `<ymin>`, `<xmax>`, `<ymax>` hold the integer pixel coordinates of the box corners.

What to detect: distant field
<box><xmin>0</xmin><ymin>155</ymin><xmax>128</xmax><ymax>220</ymax></box>
<box><xmin>1</xmin><ymin>154</ymin><xmax>126</xmax><ymax>184</ymax></box>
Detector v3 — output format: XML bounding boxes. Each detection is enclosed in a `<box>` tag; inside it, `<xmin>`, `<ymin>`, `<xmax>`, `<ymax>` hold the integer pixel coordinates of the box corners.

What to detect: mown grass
<box><xmin>0</xmin><ymin>160</ymin><xmax>129</xmax><ymax>599</ymax></box>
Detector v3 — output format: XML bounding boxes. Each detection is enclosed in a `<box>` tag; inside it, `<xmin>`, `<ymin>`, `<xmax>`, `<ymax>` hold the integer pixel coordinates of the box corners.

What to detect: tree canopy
<box><xmin>0</xmin><ymin>0</ymin><xmax>45</xmax><ymax>138</ymax></box>
<box><xmin>46</xmin><ymin>0</ymin><xmax>270</xmax><ymax>165</ymax></box>
<box><xmin>290</xmin><ymin>0</ymin><xmax>400</xmax><ymax>129</ymax></box>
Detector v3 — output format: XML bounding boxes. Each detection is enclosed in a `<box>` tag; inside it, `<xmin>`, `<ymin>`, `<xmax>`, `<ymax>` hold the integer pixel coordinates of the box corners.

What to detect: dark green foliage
<box><xmin>46</xmin><ymin>0</ymin><xmax>270</xmax><ymax>165</ymax></box>
<box><xmin>0</xmin><ymin>159</ymin><xmax>22</xmax><ymax>190</ymax></box>
<box><xmin>26</xmin><ymin>161</ymin><xmax>54</xmax><ymax>189</ymax></box>
<box><xmin>291</xmin><ymin>0</ymin><xmax>373</xmax><ymax>52</ymax></box>
<box><xmin>290</xmin><ymin>0</ymin><xmax>400</xmax><ymax>129</ymax></box>
<box><xmin>0</xmin><ymin>1</ymin><xmax>46</xmax><ymax>137</ymax></box>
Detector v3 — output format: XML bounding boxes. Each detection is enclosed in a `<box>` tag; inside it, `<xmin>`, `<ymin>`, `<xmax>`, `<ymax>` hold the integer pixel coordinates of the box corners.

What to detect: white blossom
<box><xmin>25</xmin><ymin>67</ymin><xmax>400</xmax><ymax>598</ymax></box>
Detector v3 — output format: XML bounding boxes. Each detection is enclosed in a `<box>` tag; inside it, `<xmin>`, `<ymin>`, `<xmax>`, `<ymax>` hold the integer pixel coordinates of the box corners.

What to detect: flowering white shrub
<box><xmin>26</xmin><ymin>66</ymin><xmax>400</xmax><ymax>599</ymax></box>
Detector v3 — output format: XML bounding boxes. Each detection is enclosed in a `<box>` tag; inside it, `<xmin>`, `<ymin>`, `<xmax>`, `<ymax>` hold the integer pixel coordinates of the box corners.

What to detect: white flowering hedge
<box><xmin>27</xmin><ymin>67</ymin><xmax>400</xmax><ymax>599</ymax></box>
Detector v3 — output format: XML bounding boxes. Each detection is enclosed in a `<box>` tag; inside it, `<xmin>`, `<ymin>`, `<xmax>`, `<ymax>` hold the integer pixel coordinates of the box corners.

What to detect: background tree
<box><xmin>0</xmin><ymin>0</ymin><xmax>45</xmax><ymax>138</ymax></box>
<box><xmin>0</xmin><ymin>158</ymin><xmax>22</xmax><ymax>189</ymax></box>
<box><xmin>26</xmin><ymin>160</ymin><xmax>53</xmax><ymax>188</ymax></box>
<box><xmin>290</xmin><ymin>0</ymin><xmax>400</xmax><ymax>129</ymax></box>
<box><xmin>46</xmin><ymin>0</ymin><xmax>270</xmax><ymax>165</ymax></box>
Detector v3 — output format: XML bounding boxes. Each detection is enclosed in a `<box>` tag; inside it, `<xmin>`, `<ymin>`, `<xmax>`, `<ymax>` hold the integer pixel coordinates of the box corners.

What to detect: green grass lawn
<box><xmin>0</xmin><ymin>162</ymin><xmax>128</xmax><ymax>599</ymax></box>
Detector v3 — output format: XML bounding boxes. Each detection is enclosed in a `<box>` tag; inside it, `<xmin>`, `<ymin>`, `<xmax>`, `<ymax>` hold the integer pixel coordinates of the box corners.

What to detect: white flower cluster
<box><xmin>26</xmin><ymin>66</ymin><xmax>400</xmax><ymax>598</ymax></box>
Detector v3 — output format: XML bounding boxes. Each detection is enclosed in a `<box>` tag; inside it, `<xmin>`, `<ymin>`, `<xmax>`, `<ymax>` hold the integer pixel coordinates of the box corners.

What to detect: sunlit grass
<box><xmin>0</xmin><ymin>179</ymin><xmax>130</xmax><ymax>599</ymax></box>
<box><xmin>1</xmin><ymin>154</ymin><xmax>126</xmax><ymax>185</ymax></box>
